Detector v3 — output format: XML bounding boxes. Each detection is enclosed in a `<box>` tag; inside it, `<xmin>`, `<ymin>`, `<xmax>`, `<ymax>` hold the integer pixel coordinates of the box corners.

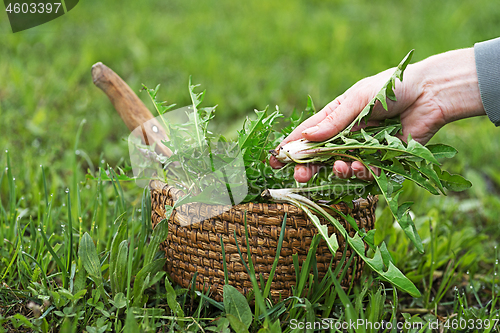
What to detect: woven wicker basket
<box><xmin>150</xmin><ymin>179</ymin><xmax>377</xmax><ymax>302</ymax></box>
<box><xmin>91</xmin><ymin>63</ymin><xmax>379</xmax><ymax>302</ymax></box>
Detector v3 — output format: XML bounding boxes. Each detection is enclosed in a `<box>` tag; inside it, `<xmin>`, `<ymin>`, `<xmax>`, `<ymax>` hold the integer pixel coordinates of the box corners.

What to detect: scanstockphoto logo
<box><xmin>3</xmin><ymin>0</ymin><xmax>79</xmax><ymax>33</ymax></box>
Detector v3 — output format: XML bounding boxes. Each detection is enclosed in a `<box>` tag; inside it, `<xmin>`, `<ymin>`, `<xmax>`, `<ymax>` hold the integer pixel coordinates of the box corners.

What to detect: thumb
<box><xmin>301</xmin><ymin>95</ymin><xmax>368</xmax><ymax>142</ymax></box>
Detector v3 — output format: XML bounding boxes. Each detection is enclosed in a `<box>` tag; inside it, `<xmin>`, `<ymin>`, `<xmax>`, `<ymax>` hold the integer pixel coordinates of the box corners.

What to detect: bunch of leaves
<box><xmin>139</xmin><ymin>51</ymin><xmax>472</xmax><ymax>297</ymax></box>
<box><xmin>236</xmin><ymin>106</ymin><xmax>295</xmax><ymax>202</ymax></box>
<box><xmin>143</xmin><ymin>79</ymin><xmax>247</xmax><ymax>205</ymax></box>
<box><xmin>143</xmin><ymin>80</ymin><xmax>313</xmax><ymax>205</ymax></box>
<box><xmin>258</xmin><ymin>50</ymin><xmax>473</xmax><ymax>296</ymax></box>
<box><xmin>270</xmin><ymin>50</ymin><xmax>471</xmax><ymax>254</ymax></box>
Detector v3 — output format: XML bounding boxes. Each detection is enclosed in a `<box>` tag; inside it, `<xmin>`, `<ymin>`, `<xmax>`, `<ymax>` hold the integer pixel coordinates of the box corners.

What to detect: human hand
<box><xmin>270</xmin><ymin>48</ymin><xmax>485</xmax><ymax>182</ymax></box>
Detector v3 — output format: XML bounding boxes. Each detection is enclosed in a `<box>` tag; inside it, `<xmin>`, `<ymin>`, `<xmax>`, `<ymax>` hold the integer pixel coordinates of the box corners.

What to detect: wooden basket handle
<box><xmin>91</xmin><ymin>62</ymin><xmax>172</xmax><ymax>157</ymax></box>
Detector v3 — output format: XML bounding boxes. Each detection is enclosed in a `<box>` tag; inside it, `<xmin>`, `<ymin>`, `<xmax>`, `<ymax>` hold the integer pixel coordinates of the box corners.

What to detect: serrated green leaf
<box><xmin>337</xmin><ymin>49</ymin><xmax>414</xmax><ymax>135</ymax></box>
<box><xmin>275</xmin><ymin>192</ymin><xmax>421</xmax><ymax>297</ymax></box>
<box><xmin>305</xmin><ymin>95</ymin><xmax>316</xmax><ymax>114</ymax></box>
<box><xmin>369</xmin><ymin>169</ymin><xmax>423</xmax><ymax>253</ymax></box>
<box><xmin>433</xmin><ymin>165</ymin><xmax>472</xmax><ymax>191</ymax></box>
<box><xmin>426</xmin><ymin>144</ymin><xmax>457</xmax><ymax>159</ymax></box>
<box><xmin>406</xmin><ymin>135</ymin><xmax>439</xmax><ymax>164</ymax></box>
<box><xmin>305</xmin><ymin>130</ymin><xmax>439</xmax><ymax>166</ymax></box>
<box><xmin>188</xmin><ymin>76</ymin><xmax>207</xmax><ymax>149</ymax></box>
<box><xmin>302</xmin><ymin>212</ymin><xmax>338</xmax><ymax>254</ymax></box>
<box><xmin>238</xmin><ymin>107</ymin><xmax>269</xmax><ymax>149</ymax></box>
<box><xmin>409</xmin><ymin>161</ymin><xmax>445</xmax><ymax>194</ymax></box>
<box><xmin>364</xmin><ymin>157</ymin><xmax>440</xmax><ymax>195</ymax></box>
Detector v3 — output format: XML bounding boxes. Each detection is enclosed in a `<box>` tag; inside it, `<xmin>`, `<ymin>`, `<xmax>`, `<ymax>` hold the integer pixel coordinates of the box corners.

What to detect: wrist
<box><xmin>413</xmin><ymin>48</ymin><xmax>485</xmax><ymax>125</ymax></box>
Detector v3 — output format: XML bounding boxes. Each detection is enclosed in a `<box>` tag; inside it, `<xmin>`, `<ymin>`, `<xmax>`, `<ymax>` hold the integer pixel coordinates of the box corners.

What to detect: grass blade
<box><xmin>262</xmin><ymin>213</ymin><xmax>287</xmax><ymax>299</ymax></box>
<box><xmin>39</xmin><ymin>200</ymin><xmax>68</xmax><ymax>289</ymax></box>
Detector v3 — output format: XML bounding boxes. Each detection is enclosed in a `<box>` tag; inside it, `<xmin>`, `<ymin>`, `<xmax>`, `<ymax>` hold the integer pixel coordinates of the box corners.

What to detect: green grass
<box><xmin>2</xmin><ymin>0</ymin><xmax>500</xmax><ymax>331</ymax></box>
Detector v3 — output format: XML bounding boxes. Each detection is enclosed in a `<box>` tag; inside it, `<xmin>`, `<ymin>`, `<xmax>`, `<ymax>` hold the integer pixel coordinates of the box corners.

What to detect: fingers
<box><xmin>333</xmin><ymin>160</ymin><xmax>380</xmax><ymax>180</ymax></box>
<box><xmin>301</xmin><ymin>93</ymin><xmax>370</xmax><ymax>142</ymax></box>
<box><xmin>271</xmin><ymin>97</ymin><xmax>344</xmax><ymax>170</ymax></box>
<box><xmin>269</xmin><ymin>155</ymin><xmax>286</xmax><ymax>169</ymax></box>
<box><xmin>294</xmin><ymin>164</ymin><xmax>324</xmax><ymax>183</ymax></box>
<box><xmin>333</xmin><ymin>160</ymin><xmax>353</xmax><ymax>178</ymax></box>
<box><xmin>279</xmin><ymin>97</ymin><xmax>344</xmax><ymax>148</ymax></box>
<box><xmin>293</xmin><ymin>160</ymin><xmax>381</xmax><ymax>183</ymax></box>
<box><xmin>351</xmin><ymin>161</ymin><xmax>380</xmax><ymax>181</ymax></box>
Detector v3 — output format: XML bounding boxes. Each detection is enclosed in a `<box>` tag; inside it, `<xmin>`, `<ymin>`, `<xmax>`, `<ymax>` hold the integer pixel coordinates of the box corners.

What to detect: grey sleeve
<box><xmin>474</xmin><ymin>37</ymin><xmax>500</xmax><ymax>126</ymax></box>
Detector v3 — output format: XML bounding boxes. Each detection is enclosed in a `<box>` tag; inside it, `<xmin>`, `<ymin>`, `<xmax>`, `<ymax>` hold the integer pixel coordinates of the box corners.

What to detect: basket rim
<box><xmin>149</xmin><ymin>179</ymin><xmax>378</xmax><ymax>217</ymax></box>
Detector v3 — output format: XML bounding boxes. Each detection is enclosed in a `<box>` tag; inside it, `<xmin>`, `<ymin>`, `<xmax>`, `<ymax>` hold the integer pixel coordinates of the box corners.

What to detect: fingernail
<box><xmin>302</xmin><ymin>126</ymin><xmax>319</xmax><ymax>135</ymax></box>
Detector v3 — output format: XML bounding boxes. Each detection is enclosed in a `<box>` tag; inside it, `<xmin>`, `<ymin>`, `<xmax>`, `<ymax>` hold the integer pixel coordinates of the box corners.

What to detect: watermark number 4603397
<box><xmin>3</xmin><ymin>0</ymin><xmax>79</xmax><ymax>33</ymax></box>
<box><xmin>6</xmin><ymin>2</ymin><xmax>63</xmax><ymax>14</ymax></box>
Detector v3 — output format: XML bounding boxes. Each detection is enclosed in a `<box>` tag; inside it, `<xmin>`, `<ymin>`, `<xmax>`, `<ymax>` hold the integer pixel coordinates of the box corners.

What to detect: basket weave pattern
<box><xmin>150</xmin><ymin>180</ymin><xmax>377</xmax><ymax>302</ymax></box>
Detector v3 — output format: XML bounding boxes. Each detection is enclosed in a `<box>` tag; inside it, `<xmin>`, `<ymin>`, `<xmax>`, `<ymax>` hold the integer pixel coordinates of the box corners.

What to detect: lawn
<box><xmin>1</xmin><ymin>0</ymin><xmax>500</xmax><ymax>332</ymax></box>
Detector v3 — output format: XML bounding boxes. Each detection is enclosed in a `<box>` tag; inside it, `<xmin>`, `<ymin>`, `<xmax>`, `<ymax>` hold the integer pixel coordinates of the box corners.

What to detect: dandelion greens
<box><xmin>140</xmin><ymin>50</ymin><xmax>471</xmax><ymax>296</ymax></box>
